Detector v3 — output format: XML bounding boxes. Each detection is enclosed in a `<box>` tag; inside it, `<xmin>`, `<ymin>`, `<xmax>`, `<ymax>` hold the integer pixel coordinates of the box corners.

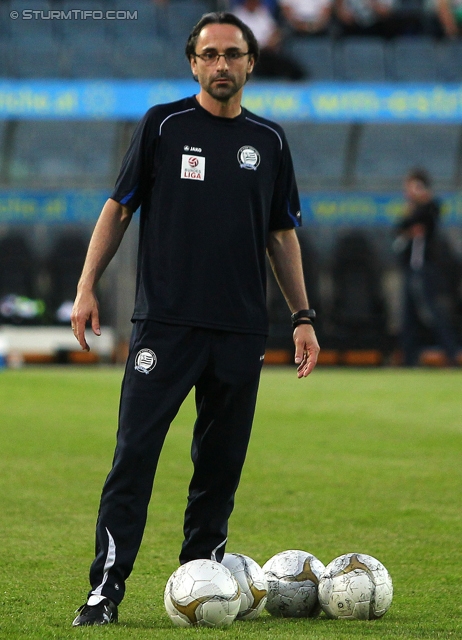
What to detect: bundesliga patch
<box><xmin>134</xmin><ymin>349</ymin><xmax>157</xmax><ymax>374</ymax></box>
<box><xmin>237</xmin><ymin>145</ymin><xmax>260</xmax><ymax>170</ymax></box>
<box><xmin>181</xmin><ymin>154</ymin><xmax>205</xmax><ymax>181</ymax></box>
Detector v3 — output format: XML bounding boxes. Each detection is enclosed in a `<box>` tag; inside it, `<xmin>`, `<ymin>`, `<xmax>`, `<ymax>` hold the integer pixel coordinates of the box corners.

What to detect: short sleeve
<box><xmin>268</xmin><ymin>132</ymin><xmax>302</xmax><ymax>231</ymax></box>
<box><xmin>110</xmin><ymin>108</ymin><xmax>157</xmax><ymax>212</ymax></box>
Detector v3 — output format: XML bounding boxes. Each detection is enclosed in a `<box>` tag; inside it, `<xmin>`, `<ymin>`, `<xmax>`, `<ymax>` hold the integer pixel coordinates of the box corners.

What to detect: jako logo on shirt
<box><xmin>134</xmin><ymin>349</ymin><xmax>157</xmax><ymax>374</ymax></box>
<box><xmin>237</xmin><ymin>146</ymin><xmax>260</xmax><ymax>170</ymax></box>
<box><xmin>181</xmin><ymin>154</ymin><xmax>205</xmax><ymax>181</ymax></box>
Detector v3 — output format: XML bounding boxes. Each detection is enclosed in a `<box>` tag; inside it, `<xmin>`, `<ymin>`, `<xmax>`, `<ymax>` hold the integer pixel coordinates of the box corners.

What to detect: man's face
<box><xmin>190</xmin><ymin>23</ymin><xmax>255</xmax><ymax>103</ymax></box>
<box><xmin>404</xmin><ymin>178</ymin><xmax>429</xmax><ymax>204</ymax></box>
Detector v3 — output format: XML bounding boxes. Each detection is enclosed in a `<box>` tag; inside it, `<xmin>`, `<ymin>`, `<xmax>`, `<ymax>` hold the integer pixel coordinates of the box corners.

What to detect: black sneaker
<box><xmin>72</xmin><ymin>597</ymin><xmax>118</xmax><ymax>626</ymax></box>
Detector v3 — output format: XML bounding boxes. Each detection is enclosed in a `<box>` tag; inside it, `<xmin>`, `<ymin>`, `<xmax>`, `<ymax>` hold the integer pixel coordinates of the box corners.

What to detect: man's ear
<box><xmin>190</xmin><ymin>56</ymin><xmax>198</xmax><ymax>80</ymax></box>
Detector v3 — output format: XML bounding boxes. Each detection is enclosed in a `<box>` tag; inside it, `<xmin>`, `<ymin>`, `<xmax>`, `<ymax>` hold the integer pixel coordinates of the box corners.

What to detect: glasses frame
<box><xmin>193</xmin><ymin>50</ymin><xmax>251</xmax><ymax>66</ymax></box>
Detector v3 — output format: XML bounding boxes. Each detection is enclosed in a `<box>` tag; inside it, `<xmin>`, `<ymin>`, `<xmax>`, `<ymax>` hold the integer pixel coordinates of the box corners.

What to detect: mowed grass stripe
<box><xmin>0</xmin><ymin>367</ymin><xmax>461</xmax><ymax>639</ymax></box>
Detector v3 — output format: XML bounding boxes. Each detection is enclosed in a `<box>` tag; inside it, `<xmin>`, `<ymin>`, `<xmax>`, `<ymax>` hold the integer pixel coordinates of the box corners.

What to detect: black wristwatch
<box><xmin>291</xmin><ymin>309</ymin><xmax>316</xmax><ymax>329</ymax></box>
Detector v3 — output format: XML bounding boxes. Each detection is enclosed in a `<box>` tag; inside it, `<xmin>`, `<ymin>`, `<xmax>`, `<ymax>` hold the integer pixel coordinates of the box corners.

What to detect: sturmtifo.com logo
<box><xmin>237</xmin><ymin>145</ymin><xmax>260</xmax><ymax>170</ymax></box>
<box><xmin>134</xmin><ymin>349</ymin><xmax>157</xmax><ymax>374</ymax></box>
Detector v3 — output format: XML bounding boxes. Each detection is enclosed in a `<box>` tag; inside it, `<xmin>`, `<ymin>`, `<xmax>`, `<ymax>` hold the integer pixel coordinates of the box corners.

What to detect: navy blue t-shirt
<box><xmin>111</xmin><ymin>95</ymin><xmax>301</xmax><ymax>335</ymax></box>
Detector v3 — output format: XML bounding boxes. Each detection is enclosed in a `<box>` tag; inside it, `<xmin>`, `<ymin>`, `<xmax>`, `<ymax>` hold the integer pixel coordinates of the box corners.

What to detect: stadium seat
<box><xmin>287</xmin><ymin>37</ymin><xmax>335</xmax><ymax>80</ymax></box>
<box><xmin>65</xmin><ymin>38</ymin><xmax>123</xmax><ymax>78</ymax></box>
<box><xmin>0</xmin><ymin>233</ymin><xmax>36</xmax><ymax>301</ymax></box>
<box><xmin>336</xmin><ymin>38</ymin><xmax>386</xmax><ymax>81</ymax></box>
<box><xmin>327</xmin><ymin>231</ymin><xmax>388</xmax><ymax>350</ymax></box>
<box><xmin>162</xmin><ymin>47</ymin><xmax>193</xmax><ymax>79</ymax></box>
<box><xmin>118</xmin><ymin>38</ymin><xmax>169</xmax><ymax>79</ymax></box>
<box><xmin>9</xmin><ymin>121</ymin><xmax>118</xmax><ymax>187</ymax></box>
<box><xmin>283</xmin><ymin>123</ymin><xmax>350</xmax><ymax>188</ymax></box>
<box><xmin>11</xmin><ymin>38</ymin><xmax>66</xmax><ymax>78</ymax></box>
<box><xmin>388</xmin><ymin>37</ymin><xmax>437</xmax><ymax>81</ymax></box>
<box><xmin>0</xmin><ymin>40</ymin><xmax>12</xmax><ymax>77</ymax></box>
<box><xmin>57</xmin><ymin>1</ymin><xmax>110</xmax><ymax>41</ymax></box>
<box><xmin>112</xmin><ymin>1</ymin><xmax>163</xmax><ymax>40</ymax></box>
<box><xmin>355</xmin><ymin>123</ymin><xmax>460</xmax><ymax>188</ymax></box>
<box><xmin>0</xmin><ymin>119</ymin><xmax>7</xmax><ymax>151</ymax></box>
<box><xmin>165</xmin><ymin>1</ymin><xmax>211</xmax><ymax>40</ymax></box>
<box><xmin>45</xmin><ymin>232</ymin><xmax>88</xmax><ymax>323</ymax></box>
<box><xmin>9</xmin><ymin>1</ymin><xmax>54</xmax><ymax>41</ymax></box>
<box><xmin>0</xmin><ymin>4</ymin><xmax>11</xmax><ymax>38</ymax></box>
<box><xmin>436</xmin><ymin>41</ymin><xmax>462</xmax><ymax>82</ymax></box>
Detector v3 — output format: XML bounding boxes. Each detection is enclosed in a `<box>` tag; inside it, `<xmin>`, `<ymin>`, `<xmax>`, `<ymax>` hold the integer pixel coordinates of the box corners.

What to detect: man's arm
<box><xmin>70</xmin><ymin>198</ymin><xmax>133</xmax><ymax>351</ymax></box>
<box><xmin>267</xmin><ymin>228</ymin><xmax>320</xmax><ymax>378</ymax></box>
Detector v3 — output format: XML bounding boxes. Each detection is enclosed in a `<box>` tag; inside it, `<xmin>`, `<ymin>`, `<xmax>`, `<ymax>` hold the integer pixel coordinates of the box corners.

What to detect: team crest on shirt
<box><xmin>238</xmin><ymin>145</ymin><xmax>260</xmax><ymax>170</ymax></box>
<box><xmin>181</xmin><ymin>154</ymin><xmax>205</xmax><ymax>181</ymax></box>
<box><xmin>134</xmin><ymin>349</ymin><xmax>157</xmax><ymax>374</ymax></box>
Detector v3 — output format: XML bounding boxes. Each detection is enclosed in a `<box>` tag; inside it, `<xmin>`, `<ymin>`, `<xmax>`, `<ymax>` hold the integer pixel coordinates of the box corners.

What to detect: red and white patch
<box><xmin>181</xmin><ymin>154</ymin><xmax>205</xmax><ymax>181</ymax></box>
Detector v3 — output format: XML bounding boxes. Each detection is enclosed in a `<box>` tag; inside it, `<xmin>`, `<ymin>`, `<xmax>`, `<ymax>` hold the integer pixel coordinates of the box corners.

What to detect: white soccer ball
<box><xmin>262</xmin><ymin>550</ymin><xmax>325</xmax><ymax>617</ymax></box>
<box><xmin>164</xmin><ymin>559</ymin><xmax>241</xmax><ymax>627</ymax></box>
<box><xmin>318</xmin><ymin>552</ymin><xmax>393</xmax><ymax>620</ymax></box>
<box><xmin>221</xmin><ymin>553</ymin><xmax>268</xmax><ymax>620</ymax></box>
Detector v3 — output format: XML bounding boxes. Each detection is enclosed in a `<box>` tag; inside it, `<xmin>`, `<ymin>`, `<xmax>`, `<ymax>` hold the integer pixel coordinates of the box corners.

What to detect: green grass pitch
<box><xmin>0</xmin><ymin>365</ymin><xmax>461</xmax><ymax>639</ymax></box>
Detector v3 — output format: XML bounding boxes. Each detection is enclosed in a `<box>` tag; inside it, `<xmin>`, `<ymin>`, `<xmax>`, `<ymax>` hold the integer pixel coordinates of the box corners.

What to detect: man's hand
<box><xmin>68</xmin><ymin>198</ymin><xmax>133</xmax><ymax>351</ymax></box>
<box><xmin>70</xmin><ymin>289</ymin><xmax>101</xmax><ymax>352</ymax></box>
<box><xmin>293</xmin><ymin>324</ymin><xmax>320</xmax><ymax>378</ymax></box>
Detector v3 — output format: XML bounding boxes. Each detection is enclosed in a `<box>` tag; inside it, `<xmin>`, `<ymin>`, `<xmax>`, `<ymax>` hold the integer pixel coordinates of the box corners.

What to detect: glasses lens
<box><xmin>196</xmin><ymin>51</ymin><xmax>248</xmax><ymax>65</ymax></box>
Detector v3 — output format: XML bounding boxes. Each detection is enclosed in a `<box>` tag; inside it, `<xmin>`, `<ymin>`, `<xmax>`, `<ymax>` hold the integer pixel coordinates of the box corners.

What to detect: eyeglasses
<box><xmin>194</xmin><ymin>50</ymin><xmax>251</xmax><ymax>66</ymax></box>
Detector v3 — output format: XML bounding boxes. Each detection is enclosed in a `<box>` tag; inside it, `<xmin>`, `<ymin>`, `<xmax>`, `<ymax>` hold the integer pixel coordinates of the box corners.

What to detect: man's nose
<box><xmin>216</xmin><ymin>54</ymin><xmax>229</xmax><ymax>70</ymax></box>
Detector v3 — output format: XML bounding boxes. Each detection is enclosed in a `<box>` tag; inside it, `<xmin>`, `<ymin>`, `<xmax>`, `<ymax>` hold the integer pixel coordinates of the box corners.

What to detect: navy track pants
<box><xmin>88</xmin><ymin>320</ymin><xmax>266</xmax><ymax>604</ymax></box>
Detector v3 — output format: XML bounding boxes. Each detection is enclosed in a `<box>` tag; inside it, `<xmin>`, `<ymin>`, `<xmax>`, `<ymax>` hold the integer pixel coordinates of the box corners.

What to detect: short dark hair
<box><xmin>406</xmin><ymin>168</ymin><xmax>432</xmax><ymax>188</ymax></box>
<box><xmin>185</xmin><ymin>12</ymin><xmax>260</xmax><ymax>64</ymax></box>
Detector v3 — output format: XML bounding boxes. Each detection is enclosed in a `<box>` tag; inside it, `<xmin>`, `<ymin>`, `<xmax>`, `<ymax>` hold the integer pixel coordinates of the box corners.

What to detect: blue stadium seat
<box><xmin>355</xmin><ymin>123</ymin><xmax>459</xmax><ymax>187</ymax></box>
<box><xmin>287</xmin><ymin>38</ymin><xmax>334</xmax><ymax>80</ymax></box>
<box><xmin>11</xmin><ymin>37</ymin><xmax>65</xmax><ymax>78</ymax></box>
<box><xmin>9</xmin><ymin>1</ymin><xmax>54</xmax><ymax>40</ymax></box>
<box><xmin>336</xmin><ymin>38</ymin><xmax>386</xmax><ymax>81</ymax></box>
<box><xmin>57</xmin><ymin>1</ymin><xmax>110</xmax><ymax>41</ymax></box>
<box><xmin>0</xmin><ymin>119</ymin><xmax>7</xmax><ymax>153</ymax></box>
<box><xmin>112</xmin><ymin>1</ymin><xmax>163</xmax><ymax>40</ymax></box>
<box><xmin>165</xmin><ymin>1</ymin><xmax>210</xmax><ymax>40</ymax></box>
<box><xmin>0</xmin><ymin>41</ymin><xmax>12</xmax><ymax>77</ymax></box>
<box><xmin>9</xmin><ymin>121</ymin><xmax>118</xmax><ymax>187</ymax></box>
<box><xmin>388</xmin><ymin>37</ymin><xmax>437</xmax><ymax>81</ymax></box>
<box><xmin>283</xmin><ymin>123</ymin><xmax>350</xmax><ymax>188</ymax></box>
<box><xmin>118</xmin><ymin>37</ymin><xmax>169</xmax><ymax>79</ymax></box>
<box><xmin>0</xmin><ymin>4</ymin><xmax>11</xmax><ymax>38</ymax></box>
<box><xmin>64</xmin><ymin>37</ymin><xmax>123</xmax><ymax>78</ymax></box>
<box><xmin>162</xmin><ymin>47</ymin><xmax>193</xmax><ymax>79</ymax></box>
<box><xmin>436</xmin><ymin>41</ymin><xmax>462</xmax><ymax>82</ymax></box>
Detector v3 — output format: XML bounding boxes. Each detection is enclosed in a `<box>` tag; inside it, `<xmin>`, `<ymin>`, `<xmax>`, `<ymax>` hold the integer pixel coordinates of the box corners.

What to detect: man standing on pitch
<box><xmin>395</xmin><ymin>168</ymin><xmax>459</xmax><ymax>366</ymax></box>
<box><xmin>71</xmin><ymin>12</ymin><xmax>319</xmax><ymax>626</ymax></box>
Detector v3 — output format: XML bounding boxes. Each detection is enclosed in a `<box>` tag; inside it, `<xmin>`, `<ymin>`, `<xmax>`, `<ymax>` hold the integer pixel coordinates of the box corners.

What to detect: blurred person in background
<box><xmin>280</xmin><ymin>0</ymin><xmax>334</xmax><ymax>36</ymax></box>
<box><xmin>394</xmin><ymin>168</ymin><xmax>459</xmax><ymax>367</ymax></box>
<box><xmin>335</xmin><ymin>0</ymin><xmax>403</xmax><ymax>36</ymax></box>
<box><xmin>232</xmin><ymin>0</ymin><xmax>307</xmax><ymax>78</ymax></box>
<box><xmin>435</xmin><ymin>0</ymin><xmax>462</xmax><ymax>36</ymax></box>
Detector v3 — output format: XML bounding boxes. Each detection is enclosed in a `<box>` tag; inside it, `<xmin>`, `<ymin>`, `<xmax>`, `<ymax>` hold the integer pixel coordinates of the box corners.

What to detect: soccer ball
<box><xmin>164</xmin><ymin>559</ymin><xmax>241</xmax><ymax>627</ymax></box>
<box><xmin>318</xmin><ymin>552</ymin><xmax>393</xmax><ymax>620</ymax></box>
<box><xmin>262</xmin><ymin>550</ymin><xmax>325</xmax><ymax>617</ymax></box>
<box><xmin>221</xmin><ymin>553</ymin><xmax>268</xmax><ymax>620</ymax></box>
